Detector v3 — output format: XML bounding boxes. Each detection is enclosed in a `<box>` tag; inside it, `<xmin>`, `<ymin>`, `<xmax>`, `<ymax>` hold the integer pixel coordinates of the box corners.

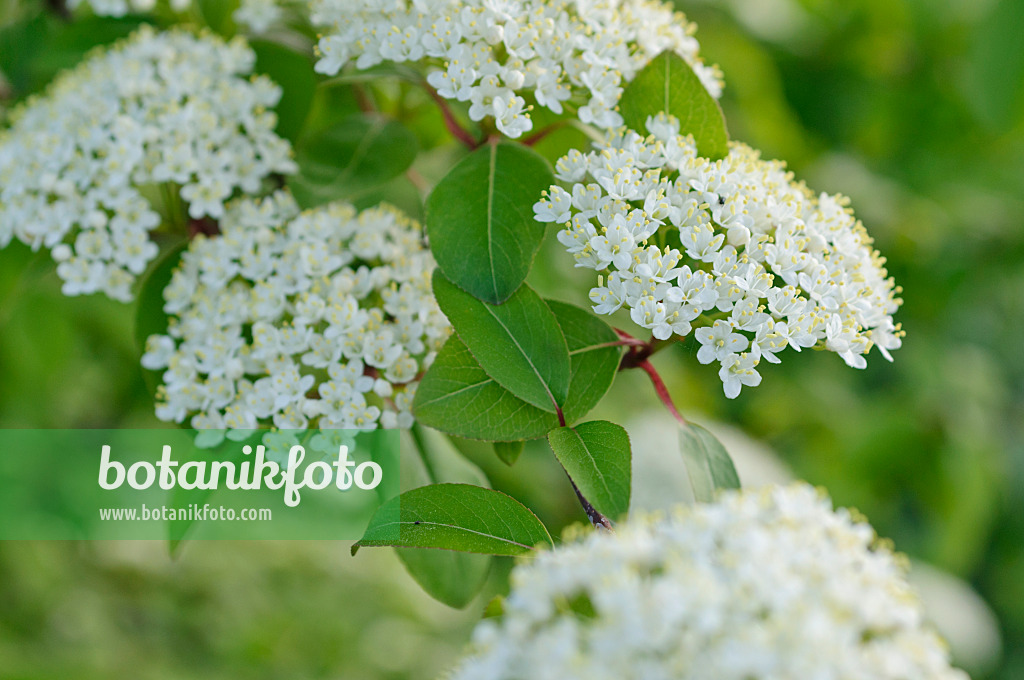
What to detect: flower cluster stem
<box><xmin>424</xmin><ymin>84</ymin><xmax>479</xmax><ymax>149</ymax></box>
<box><xmin>637</xmin><ymin>359</ymin><xmax>687</xmax><ymax>426</ymax></box>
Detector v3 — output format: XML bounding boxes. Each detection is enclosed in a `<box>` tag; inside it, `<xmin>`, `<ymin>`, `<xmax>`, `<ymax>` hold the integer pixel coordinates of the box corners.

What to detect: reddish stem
<box><xmin>424</xmin><ymin>86</ymin><xmax>479</xmax><ymax>149</ymax></box>
<box><xmin>637</xmin><ymin>359</ymin><xmax>687</xmax><ymax>426</ymax></box>
<box><xmin>352</xmin><ymin>83</ymin><xmax>375</xmax><ymax>113</ymax></box>
<box><xmin>588</xmin><ymin>338</ymin><xmax>648</xmax><ymax>351</ymax></box>
<box><xmin>521</xmin><ymin>120</ymin><xmax>568</xmax><ymax>147</ymax></box>
<box><xmin>188</xmin><ymin>217</ymin><xmax>220</xmax><ymax>239</ymax></box>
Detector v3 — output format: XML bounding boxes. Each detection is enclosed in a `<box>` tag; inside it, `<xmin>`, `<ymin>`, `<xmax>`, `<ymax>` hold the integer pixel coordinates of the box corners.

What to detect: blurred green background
<box><xmin>1</xmin><ymin>0</ymin><xmax>1022</xmax><ymax>677</ymax></box>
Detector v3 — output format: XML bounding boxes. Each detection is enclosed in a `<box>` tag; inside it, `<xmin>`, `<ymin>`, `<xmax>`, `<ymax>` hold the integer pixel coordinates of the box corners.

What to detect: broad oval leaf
<box><xmin>548</xmin><ymin>300</ymin><xmax>621</xmax><ymax>423</ymax></box>
<box><xmin>412</xmin><ymin>334</ymin><xmax>559</xmax><ymax>441</ymax></box>
<box><xmin>426</xmin><ymin>142</ymin><xmax>554</xmax><ymax>305</ymax></box>
<box><xmin>433</xmin><ymin>272</ymin><xmax>570</xmax><ymax>413</ymax></box>
<box><xmin>289</xmin><ymin>114</ymin><xmax>418</xmax><ymax>209</ymax></box>
<box><xmin>353</xmin><ymin>483</ymin><xmax>552</xmax><ymax>556</ymax></box>
<box><xmin>493</xmin><ymin>440</ymin><xmax>524</xmax><ymax>466</ymax></box>
<box><xmin>397</xmin><ymin>427</ymin><xmax>491</xmax><ymax>608</ymax></box>
<box><xmin>395</xmin><ymin>548</ymin><xmax>492</xmax><ymax>609</ymax></box>
<box><xmin>679</xmin><ymin>422</ymin><xmax>741</xmax><ymax>503</ymax></box>
<box><xmin>619</xmin><ymin>51</ymin><xmax>729</xmax><ymax>160</ymax></box>
<box><xmin>548</xmin><ymin>421</ymin><xmax>631</xmax><ymax>520</ymax></box>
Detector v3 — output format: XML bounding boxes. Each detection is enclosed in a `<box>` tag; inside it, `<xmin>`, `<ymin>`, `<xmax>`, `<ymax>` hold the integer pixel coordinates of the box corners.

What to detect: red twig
<box><xmin>424</xmin><ymin>86</ymin><xmax>479</xmax><ymax>149</ymax></box>
<box><xmin>637</xmin><ymin>359</ymin><xmax>687</xmax><ymax>426</ymax></box>
<box><xmin>587</xmin><ymin>338</ymin><xmax>648</xmax><ymax>351</ymax></box>
<box><xmin>521</xmin><ymin>120</ymin><xmax>569</xmax><ymax>147</ymax></box>
<box><xmin>188</xmin><ymin>217</ymin><xmax>220</xmax><ymax>239</ymax></box>
<box><xmin>352</xmin><ymin>83</ymin><xmax>375</xmax><ymax>113</ymax></box>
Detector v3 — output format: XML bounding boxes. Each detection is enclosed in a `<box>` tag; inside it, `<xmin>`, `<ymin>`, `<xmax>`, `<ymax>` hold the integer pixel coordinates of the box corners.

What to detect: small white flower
<box><xmin>718</xmin><ymin>351</ymin><xmax>761</xmax><ymax>399</ymax></box>
<box><xmin>695</xmin><ymin>320</ymin><xmax>748</xmax><ymax>365</ymax></box>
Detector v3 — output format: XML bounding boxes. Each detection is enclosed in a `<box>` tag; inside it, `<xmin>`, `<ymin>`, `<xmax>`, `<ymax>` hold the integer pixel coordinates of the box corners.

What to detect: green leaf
<box><xmin>548</xmin><ymin>421</ymin><xmax>631</xmax><ymax>520</ymax></box>
<box><xmin>619</xmin><ymin>51</ymin><xmax>729</xmax><ymax>160</ymax></box>
<box><xmin>964</xmin><ymin>0</ymin><xmax>1024</xmax><ymax>129</ymax></box>
<box><xmin>405</xmin><ymin>425</ymin><xmax>489</xmax><ymax>489</ymax></box>
<box><xmin>353</xmin><ymin>483</ymin><xmax>552</xmax><ymax>556</ymax></box>
<box><xmin>167</xmin><ymin>431</ymin><xmax>262</xmax><ymax>553</ymax></box>
<box><xmin>251</xmin><ymin>40</ymin><xmax>317</xmax><ymax>144</ymax></box>
<box><xmin>547</xmin><ymin>301</ymin><xmax>621</xmax><ymax>423</ymax></box>
<box><xmin>433</xmin><ymin>272</ymin><xmax>570</xmax><ymax>413</ymax></box>
<box><xmin>678</xmin><ymin>422</ymin><xmax>741</xmax><ymax>502</ymax></box>
<box><xmin>493</xmin><ymin>441</ymin><xmax>524</xmax><ymax>466</ymax></box>
<box><xmin>0</xmin><ymin>14</ymin><xmax>142</xmax><ymax>99</ymax></box>
<box><xmin>413</xmin><ymin>301</ymin><xmax>620</xmax><ymax>440</ymax></box>
<box><xmin>394</xmin><ymin>548</ymin><xmax>492</xmax><ymax>609</ymax></box>
<box><xmin>412</xmin><ymin>335</ymin><xmax>559</xmax><ymax>441</ymax></box>
<box><xmin>396</xmin><ymin>427</ymin><xmax>491</xmax><ymax>608</ymax></box>
<box><xmin>483</xmin><ymin>595</ymin><xmax>505</xmax><ymax>618</ymax></box>
<box><xmin>289</xmin><ymin>114</ymin><xmax>418</xmax><ymax>209</ymax></box>
<box><xmin>134</xmin><ymin>243</ymin><xmax>187</xmax><ymax>397</ymax></box>
<box><xmin>196</xmin><ymin>0</ymin><xmax>239</xmax><ymax>35</ymax></box>
<box><xmin>426</xmin><ymin>142</ymin><xmax>554</xmax><ymax>305</ymax></box>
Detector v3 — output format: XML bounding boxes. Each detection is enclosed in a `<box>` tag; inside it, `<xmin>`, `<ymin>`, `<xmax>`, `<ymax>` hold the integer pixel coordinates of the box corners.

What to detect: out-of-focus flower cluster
<box><xmin>0</xmin><ymin>27</ymin><xmax>296</xmax><ymax>301</ymax></box>
<box><xmin>448</xmin><ymin>483</ymin><xmax>969</xmax><ymax>680</ymax></box>
<box><xmin>310</xmin><ymin>0</ymin><xmax>723</xmax><ymax>138</ymax></box>
<box><xmin>68</xmin><ymin>0</ymin><xmax>190</xmax><ymax>17</ymax></box>
<box><xmin>535</xmin><ymin>115</ymin><xmax>903</xmax><ymax>398</ymax></box>
<box><xmin>142</xmin><ymin>191</ymin><xmax>449</xmax><ymax>434</ymax></box>
<box><xmin>235</xmin><ymin>0</ymin><xmax>286</xmax><ymax>34</ymax></box>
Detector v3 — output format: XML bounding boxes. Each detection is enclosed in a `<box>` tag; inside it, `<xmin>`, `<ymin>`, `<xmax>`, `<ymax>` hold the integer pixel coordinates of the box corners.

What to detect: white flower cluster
<box><xmin>310</xmin><ymin>0</ymin><xmax>722</xmax><ymax>138</ymax></box>
<box><xmin>142</xmin><ymin>191</ymin><xmax>449</xmax><ymax>433</ymax></box>
<box><xmin>0</xmin><ymin>27</ymin><xmax>296</xmax><ymax>302</ymax></box>
<box><xmin>67</xmin><ymin>0</ymin><xmax>190</xmax><ymax>16</ymax></box>
<box><xmin>448</xmin><ymin>484</ymin><xmax>968</xmax><ymax>680</ymax></box>
<box><xmin>235</xmin><ymin>0</ymin><xmax>286</xmax><ymax>34</ymax></box>
<box><xmin>534</xmin><ymin>115</ymin><xmax>903</xmax><ymax>398</ymax></box>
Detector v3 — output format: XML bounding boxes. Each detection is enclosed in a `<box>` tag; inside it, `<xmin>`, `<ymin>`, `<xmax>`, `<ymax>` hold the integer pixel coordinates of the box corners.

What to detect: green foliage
<box><xmin>397</xmin><ymin>427</ymin><xmax>491</xmax><ymax>608</ymax></box>
<box><xmin>678</xmin><ymin>422</ymin><xmax>741</xmax><ymax>503</ymax></box>
<box><xmin>619</xmin><ymin>50</ymin><xmax>729</xmax><ymax>159</ymax></box>
<box><xmin>425</xmin><ymin>142</ymin><xmax>554</xmax><ymax>305</ymax></box>
<box><xmin>288</xmin><ymin>113</ymin><xmax>419</xmax><ymax>209</ymax></box>
<box><xmin>251</xmin><ymin>41</ymin><xmax>317</xmax><ymax>144</ymax></box>
<box><xmin>166</xmin><ymin>434</ymin><xmax>261</xmax><ymax>553</ymax></box>
<box><xmin>432</xmin><ymin>272</ymin><xmax>570</xmax><ymax>413</ymax></box>
<box><xmin>547</xmin><ymin>421</ymin><xmax>631</xmax><ymax>520</ymax></box>
<box><xmin>353</xmin><ymin>483</ymin><xmax>553</xmax><ymax>556</ymax></box>
<box><xmin>133</xmin><ymin>243</ymin><xmax>186</xmax><ymax>397</ymax></box>
<box><xmin>196</xmin><ymin>0</ymin><xmax>239</xmax><ymax>35</ymax></box>
<box><xmin>0</xmin><ymin>13</ymin><xmax>142</xmax><ymax>100</ymax></box>
<box><xmin>493</xmin><ymin>441</ymin><xmax>524</xmax><ymax>466</ymax></box>
<box><xmin>412</xmin><ymin>334</ymin><xmax>560</xmax><ymax>441</ymax></box>
<box><xmin>413</xmin><ymin>297</ymin><xmax>620</xmax><ymax>443</ymax></box>
<box><xmin>547</xmin><ymin>301</ymin><xmax>621</xmax><ymax>423</ymax></box>
<box><xmin>964</xmin><ymin>0</ymin><xmax>1024</xmax><ymax>129</ymax></box>
<box><xmin>395</xmin><ymin>547</ymin><xmax>492</xmax><ymax>610</ymax></box>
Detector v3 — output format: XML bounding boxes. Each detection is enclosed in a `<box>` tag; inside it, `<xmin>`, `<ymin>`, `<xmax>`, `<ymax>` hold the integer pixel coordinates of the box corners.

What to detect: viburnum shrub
<box><xmin>0</xmin><ymin>1</ymin><xmax>952</xmax><ymax>677</ymax></box>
